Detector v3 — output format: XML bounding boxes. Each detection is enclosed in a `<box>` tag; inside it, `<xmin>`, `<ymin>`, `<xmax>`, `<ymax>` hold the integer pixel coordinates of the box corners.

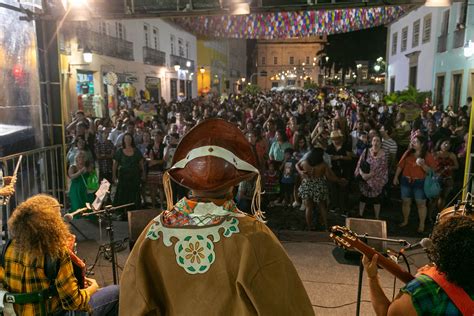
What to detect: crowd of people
<box><xmin>1</xmin><ymin>88</ymin><xmax>473</xmax><ymax>316</ymax></box>
<box><xmin>64</xmin><ymin>88</ymin><xmax>471</xmax><ymax>232</ymax></box>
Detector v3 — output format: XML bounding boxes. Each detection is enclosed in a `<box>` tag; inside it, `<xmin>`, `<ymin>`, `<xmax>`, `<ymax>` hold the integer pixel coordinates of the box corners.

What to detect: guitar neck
<box><xmin>354</xmin><ymin>239</ymin><xmax>414</xmax><ymax>284</ymax></box>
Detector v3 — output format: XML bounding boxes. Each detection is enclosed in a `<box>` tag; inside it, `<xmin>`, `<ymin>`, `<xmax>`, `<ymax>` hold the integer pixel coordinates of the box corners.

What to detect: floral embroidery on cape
<box><xmin>146</xmin><ymin>214</ymin><xmax>241</xmax><ymax>274</ymax></box>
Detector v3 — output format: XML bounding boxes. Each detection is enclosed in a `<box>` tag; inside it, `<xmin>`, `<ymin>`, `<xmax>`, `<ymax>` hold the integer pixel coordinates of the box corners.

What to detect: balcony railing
<box><xmin>170</xmin><ymin>54</ymin><xmax>194</xmax><ymax>71</ymax></box>
<box><xmin>77</xmin><ymin>28</ymin><xmax>134</xmax><ymax>61</ymax></box>
<box><xmin>437</xmin><ymin>34</ymin><xmax>448</xmax><ymax>53</ymax></box>
<box><xmin>453</xmin><ymin>28</ymin><xmax>465</xmax><ymax>49</ymax></box>
<box><xmin>143</xmin><ymin>46</ymin><xmax>166</xmax><ymax>66</ymax></box>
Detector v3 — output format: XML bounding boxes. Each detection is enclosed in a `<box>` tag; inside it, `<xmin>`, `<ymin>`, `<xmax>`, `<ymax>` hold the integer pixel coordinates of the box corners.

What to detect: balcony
<box><xmin>143</xmin><ymin>47</ymin><xmax>166</xmax><ymax>66</ymax></box>
<box><xmin>77</xmin><ymin>28</ymin><xmax>134</xmax><ymax>61</ymax></box>
<box><xmin>170</xmin><ymin>54</ymin><xmax>194</xmax><ymax>71</ymax></box>
<box><xmin>453</xmin><ymin>28</ymin><xmax>465</xmax><ymax>49</ymax></box>
<box><xmin>437</xmin><ymin>34</ymin><xmax>447</xmax><ymax>53</ymax></box>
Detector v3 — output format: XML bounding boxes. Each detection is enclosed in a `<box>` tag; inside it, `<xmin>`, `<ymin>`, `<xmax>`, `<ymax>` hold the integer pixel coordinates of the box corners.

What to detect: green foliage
<box><xmin>303</xmin><ymin>80</ymin><xmax>318</xmax><ymax>90</ymax></box>
<box><xmin>383</xmin><ymin>86</ymin><xmax>432</xmax><ymax>105</ymax></box>
<box><xmin>243</xmin><ymin>84</ymin><xmax>261</xmax><ymax>95</ymax></box>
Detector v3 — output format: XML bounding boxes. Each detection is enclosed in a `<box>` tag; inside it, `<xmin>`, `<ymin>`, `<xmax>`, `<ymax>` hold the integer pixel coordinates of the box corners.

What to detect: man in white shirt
<box><xmin>108</xmin><ymin>119</ymin><xmax>123</xmax><ymax>145</ymax></box>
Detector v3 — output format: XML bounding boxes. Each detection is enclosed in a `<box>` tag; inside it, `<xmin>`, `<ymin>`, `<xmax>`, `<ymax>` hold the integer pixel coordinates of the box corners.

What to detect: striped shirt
<box><xmin>381</xmin><ymin>137</ymin><xmax>397</xmax><ymax>158</ymax></box>
<box><xmin>0</xmin><ymin>242</ymin><xmax>90</xmax><ymax>315</ymax></box>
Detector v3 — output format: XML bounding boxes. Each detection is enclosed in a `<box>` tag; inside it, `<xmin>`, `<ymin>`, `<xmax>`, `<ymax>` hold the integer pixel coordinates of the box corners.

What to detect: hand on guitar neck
<box><xmin>330</xmin><ymin>225</ymin><xmax>415</xmax><ymax>284</ymax></box>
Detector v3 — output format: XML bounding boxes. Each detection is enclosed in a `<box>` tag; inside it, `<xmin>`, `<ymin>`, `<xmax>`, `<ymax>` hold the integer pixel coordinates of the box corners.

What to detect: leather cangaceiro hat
<box><xmin>162</xmin><ymin>118</ymin><xmax>264</xmax><ymax>220</ymax></box>
<box><xmin>168</xmin><ymin>118</ymin><xmax>258</xmax><ymax>191</ymax></box>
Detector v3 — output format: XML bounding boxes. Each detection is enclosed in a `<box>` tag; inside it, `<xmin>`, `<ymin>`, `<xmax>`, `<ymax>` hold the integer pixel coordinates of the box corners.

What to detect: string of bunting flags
<box><xmin>173</xmin><ymin>6</ymin><xmax>406</xmax><ymax>39</ymax></box>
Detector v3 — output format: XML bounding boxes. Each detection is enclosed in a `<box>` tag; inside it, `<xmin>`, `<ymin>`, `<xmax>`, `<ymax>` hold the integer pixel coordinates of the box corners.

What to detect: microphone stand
<box><xmin>354</xmin><ymin>234</ymin><xmax>409</xmax><ymax>316</ymax></box>
<box><xmin>83</xmin><ymin>202</ymin><xmax>134</xmax><ymax>285</ymax></box>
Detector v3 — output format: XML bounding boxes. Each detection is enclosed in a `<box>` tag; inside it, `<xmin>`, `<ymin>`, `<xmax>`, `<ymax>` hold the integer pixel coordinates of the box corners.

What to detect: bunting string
<box><xmin>172</xmin><ymin>6</ymin><xmax>405</xmax><ymax>39</ymax></box>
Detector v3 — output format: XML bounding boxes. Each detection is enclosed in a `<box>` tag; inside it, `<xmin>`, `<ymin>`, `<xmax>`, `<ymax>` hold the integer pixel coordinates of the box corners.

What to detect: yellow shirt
<box><xmin>0</xmin><ymin>242</ymin><xmax>90</xmax><ymax>315</ymax></box>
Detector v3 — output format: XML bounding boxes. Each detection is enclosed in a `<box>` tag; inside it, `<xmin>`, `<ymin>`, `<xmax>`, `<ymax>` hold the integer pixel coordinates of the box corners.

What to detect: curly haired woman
<box><xmin>0</xmin><ymin>194</ymin><xmax>119</xmax><ymax>315</ymax></box>
<box><xmin>363</xmin><ymin>215</ymin><xmax>474</xmax><ymax>315</ymax></box>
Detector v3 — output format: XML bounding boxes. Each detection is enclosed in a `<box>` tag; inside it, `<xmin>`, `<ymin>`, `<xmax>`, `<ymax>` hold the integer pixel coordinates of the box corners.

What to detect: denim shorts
<box><xmin>400</xmin><ymin>176</ymin><xmax>426</xmax><ymax>200</ymax></box>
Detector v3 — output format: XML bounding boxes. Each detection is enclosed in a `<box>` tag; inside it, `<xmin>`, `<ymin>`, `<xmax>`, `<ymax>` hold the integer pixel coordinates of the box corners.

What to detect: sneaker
<box><xmin>299</xmin><ymin>204</ymin><xmax>306</xmax><ymax>211</ymax></box>
<box><xmin>292</xmin><ymin>201</ymin><xmax>301</xmax><ymax>208</ymax></box>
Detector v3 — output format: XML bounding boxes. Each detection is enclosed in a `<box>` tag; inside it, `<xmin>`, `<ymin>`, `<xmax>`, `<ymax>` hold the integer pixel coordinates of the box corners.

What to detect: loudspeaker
<box><xmin>128</xmin><ymin>209</ymin><xmax>161</xmax><ymax>250</ymax></box>
<box><xmin>345</xmin><ymin>218</ymin><xmax>387</xmax><ymax>252</ymax></box>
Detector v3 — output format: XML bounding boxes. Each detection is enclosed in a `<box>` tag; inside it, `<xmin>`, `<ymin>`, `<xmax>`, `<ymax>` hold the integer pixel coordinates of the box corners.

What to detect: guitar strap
<box><xmin>422</xmin><ymin>267</ymin><xmax>474</xmax><ymax>316</ymax></box>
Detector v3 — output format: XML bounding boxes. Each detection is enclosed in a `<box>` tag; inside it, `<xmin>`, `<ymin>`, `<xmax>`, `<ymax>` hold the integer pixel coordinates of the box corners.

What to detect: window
<box><xmin>116</xmin><ymin>22</ymin><xmax>125</xmax><ymax>40</ymax></box>
<box><xmin>401</xmin><ymin>27</ymin><xmax>408</xmax><ymax>52</ymax></box>
<box><xmin>390</xmin><ymin>77</ymin><xmax>395</xmax><ymax>93</ymax></box>
<box><xmin>412</xmin><ymin>20</ymin><xmax>420</xmax><ymax>48</ymax></box>
<box><xmin>178</xmin><ymin>38</ymin><xmax>184</xmax><ymax>57</ymax></box>
<box><xmin>441</xmin><ymin>10</ymin><xmax>450</xmax><ymax>35</ymax></box>
<box><xmin>153</xmin><ymin>28</ymin><xmax>159</xmax><ymax>50</ymax></box>
<box><xmin>451</xmin><ymin>73</ymin><xmax>463</xmax><ymax>111</ymax></box>
<box><xmin>261</xmin><ymin>56</ymin><xmax>266</xmax><ymax>65</ymax></box>
<box><xmin>170</xmin><ymin>35</ymin><xmax>175</xmax><ymax>55</ymax></box>
<box><xmin>179</xmin><ymin>79</ymin><xmax>185</xmax><ymax>95</ymax></box>
<box><xmin>422</xmin><ymin>14</ymin><xmax>432</xmax><ymax>44</ymax></box>
<box><xmin>186</xmin><ymin>41</ymin><xmax>189</xmax><ymax>58</ymax></box>
<box><xmin>409</xmin><ymin>66</ymin><xmax>417</xmax><ymax>88</ymax></box>
<box><xmin>362</xmin><ymin>69</ymin><xmax>368</xmax><ymax>80</ymax></box>
<box><xmin>435</xmin><ymin>75</ymin><xmax>445</xmax><ymax>107</ymax></box>
<box><xmin>99</xmin><ymin>22</ymin><xmax>107</xmax><ymax>35</ymax></box>
<box><xmin>274</xmin><ymin>56</ymin><xmax>278</xmax><ymax>65</ymax></box>
<box><xmin>459</xmin><ymin>1</ymin><xmax>467</xmax><ymax>25</ymax></box>
<box><xmin>306</xmin><ymin>56</ymin><xmax>310</xmax><ymax>64</ymax></box>
<box><xmin>289</xmin><ymin>56</ymin><xmax>294</xmax><ymax>65</ymax></box>
<box><xmin>144</xmin><ymin>24</ymin><xmax>149</xmax><ymax>47</ymax></box>
<box><xmin>391</xmin><ymin>32</ymin><xmax>398</xmax><ymax>55</ymax></box>
<box><xmin>170</xmin><ymin>79</ymin><xmax>178</xmax><ymax>100</ymax></box>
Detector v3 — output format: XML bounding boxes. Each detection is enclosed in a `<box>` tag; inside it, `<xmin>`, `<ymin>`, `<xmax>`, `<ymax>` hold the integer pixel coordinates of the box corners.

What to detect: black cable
<box><xmin>312</xmin><ymin>300</ymin><xmax>371</xmax><ymax>309</ymax></box>
<box><xmin>391</xmin><ymin>275</ymin><xmax>397</xmax><ymax>301</ymax></box>
<box><xmin>398</xmin><ymin>252</ymin><xmax>411</xmax><ymax>275</ymax></box>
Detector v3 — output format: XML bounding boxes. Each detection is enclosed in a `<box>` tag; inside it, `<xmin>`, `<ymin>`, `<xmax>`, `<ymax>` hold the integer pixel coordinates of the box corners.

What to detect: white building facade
<box><xmin>386</xmin><ymin>6</ymin><xmax>442</xmax><ymax>94</ymax></box>
<box><xmin>432</xmin><ymin>2</ymin><xmax>474</xmax><ymax>109</ymax></box>
<box><xmin>60</xmin><ymin>18</ymin><xmax>197</xmax><ymax>118</ymax></box>
<box><xmin>387</xmin><ymin>2</ymin><xmax>474</xmax><ymax>110</ymax></box>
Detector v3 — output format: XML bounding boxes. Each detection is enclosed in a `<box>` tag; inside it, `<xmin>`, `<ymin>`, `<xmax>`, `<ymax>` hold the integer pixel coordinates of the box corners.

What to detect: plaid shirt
<box><xmin>401</xmin><ymin>274</ymin><xmax>474</xmax><ymax>316</ymax></box>
<box><xmin>0</xmin><ymin>242</ymin><xmax>90</xmax><ymax>315</ymax></box>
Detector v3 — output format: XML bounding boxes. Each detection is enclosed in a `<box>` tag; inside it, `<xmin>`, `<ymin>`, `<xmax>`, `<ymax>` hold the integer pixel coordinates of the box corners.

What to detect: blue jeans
<box><xmin>400</xmin><ymin>176</ymin><xmax>426</xmax><ymax>200</ymax></box>
<box><xmin>89</xmin><ymin>285</ymin><xmax>119</xmax><ymax>316</ymax></box>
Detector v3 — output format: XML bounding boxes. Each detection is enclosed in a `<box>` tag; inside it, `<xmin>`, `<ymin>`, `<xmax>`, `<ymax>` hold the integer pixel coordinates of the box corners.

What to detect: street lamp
<box><xmin>82</xmin><ymin>47</ymin><xmax>92</xmax><ymax>63</ymax></box>
<box><xmin>356</xmin><ymin>64</ymin><xmax>362</xmax><ymax>69</ymax></box>
<box><xmin>174</xmin><ymin>63</ymin><xmax>181</xmax><ymax>71</ymax></box>
<box><xmin>241</xmin><ymin>77</ymin><xmax>246</xmax><ymax>83</ymax></box>
<box><xmin>199</xmin><ymin>66</ymin><xmax>205</xmax><ymax>94</ymax></box>
<box><xmin>374</xmin><ymin>64</ymin><xmax>381</xmax><ymax>72</ymax></box>
<box><xmin>186</xmin><ymin>60</ymin><xmax>191</xmax><ymax>68</ymax></box>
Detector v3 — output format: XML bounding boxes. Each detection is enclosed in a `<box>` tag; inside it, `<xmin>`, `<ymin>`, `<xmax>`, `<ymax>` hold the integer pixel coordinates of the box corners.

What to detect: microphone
<box><xmin>401</xmin><ymin>238</ymin><xmax>433</xmax><ymax>252</ymax></box>
<box><xmin>64</xmin><ymin>204</ymin><xmax>92</xmax><ymax>222</ymax></box>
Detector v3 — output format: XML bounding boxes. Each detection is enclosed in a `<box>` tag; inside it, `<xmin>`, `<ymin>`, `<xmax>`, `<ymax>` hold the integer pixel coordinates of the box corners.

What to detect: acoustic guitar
<box><xmin>329</xmin><ymin>225</ymin><xmax>415</xmax><ymax>284</ymax></box>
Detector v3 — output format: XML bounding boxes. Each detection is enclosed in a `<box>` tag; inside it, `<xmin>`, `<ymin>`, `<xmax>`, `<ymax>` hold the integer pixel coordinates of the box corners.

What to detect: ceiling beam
<box><xmin>36</xmin><ymin>0</ymin><xmax>459</xmax><ymax>21</ymax></box>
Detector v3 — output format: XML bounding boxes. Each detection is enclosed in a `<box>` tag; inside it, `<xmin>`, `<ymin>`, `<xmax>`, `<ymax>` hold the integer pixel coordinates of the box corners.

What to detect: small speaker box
<box><xmin>345</xmin><ymin>218</ymin><xmax>387</xmax><ymax>252</ymax></box>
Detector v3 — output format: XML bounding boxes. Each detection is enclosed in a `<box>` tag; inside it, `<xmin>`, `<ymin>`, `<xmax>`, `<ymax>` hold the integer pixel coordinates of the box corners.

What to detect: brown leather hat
<box><xmin>168</xmin><ymin>118</ymin><xmax>258</xmax><ymax>192</ymax></box>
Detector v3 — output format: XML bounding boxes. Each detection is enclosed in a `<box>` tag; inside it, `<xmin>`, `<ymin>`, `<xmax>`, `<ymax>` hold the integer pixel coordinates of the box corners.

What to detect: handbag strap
<box><xmin>422</xmin><ymin>267</ymin><xmax>474</xmax><ymax>316</ymax></box>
